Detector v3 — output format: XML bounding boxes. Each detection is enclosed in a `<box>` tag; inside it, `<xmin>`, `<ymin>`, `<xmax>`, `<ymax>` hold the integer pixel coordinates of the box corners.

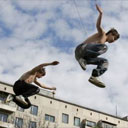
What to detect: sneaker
<box><xmin>88</xmin><ymin>76</ymin><xmax>105</xmax><ymax>88</ymax></box>
<box><xmin>78</xmin><ymin>58</ymin><xmax>87</xmax><ymax>70</ymax></box>
<box><xmin>15</xmin><ymin>95</ymin><xmax>28</xmax><ymax>105</ymax></box>
<box><xmin>5</xmin><ymin>94</ymin><xmax>14</xmax><ymax>103</ymax></box>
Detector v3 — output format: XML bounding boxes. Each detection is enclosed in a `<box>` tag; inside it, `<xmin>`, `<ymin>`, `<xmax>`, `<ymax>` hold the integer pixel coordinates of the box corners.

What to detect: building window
<box><xmin>65</xmin><ymin>105</ymin><xmax>67</xmax><ymax>108</ymax></box>
<box><xmin>0</xmin><ymin>92</ymin><xmax>7</xmax><ymax>102</ymax></box>
<box><xmin>17</xmin><ymin>106</ymin><xmax>24</xmax><ymax>112</ymax></box>
<box><xmin>15</xmin><ymin>117</ymin><xmax>23</xmax><ymax>128</ymax></box>
<box><xmin>29</xmin><ymin>121</ymin><xmax>36</xmax><ymax>128</ymax></box>
<box><xmin>86</xmin><ymin>120</ymin><xmax>96</xmax><ymax>127</ymax></box>
<box><xmin>74</xmin><ymin>117</ymin><xmax>80</xmax><ymax>126</ymax></box>
<box><xmin>45</xmin><ymin>114</ymin><xmax>55</xmax><ymax>122</ymax></box>
<box><xmin>30</xmin><ymin>105</ymin><xmax>38</xmax><ymax>116</ymax></box>
<box><xmin>0</xmin><ymin>113</ymin><xmax>8</xmax><ymax>122</ymax></box>
<box><xmin>102</xmin><ymin>122</ymin><xmax>116</xmax><ymax>128</ymax></box>
<box><xmin>62</xmin><ymin>113</ymin><xmax>69</xmax><ymax>124</ymax></box>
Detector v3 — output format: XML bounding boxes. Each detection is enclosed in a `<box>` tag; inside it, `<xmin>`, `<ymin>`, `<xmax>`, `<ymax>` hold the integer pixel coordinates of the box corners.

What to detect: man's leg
<box><xmin>83</xmin><ymin>43</ymin><xmax>108</xmax><ymax>59</ymax></box>
<box><xmin>5</xmin><ymin>94</ymin><xmax>31</xmax><ymax>109</ymax></box>
<box><xmin>13</xmin><ymin>96</ymin><xmax>31</xmax><ymax>109</ymax></box>
<box><xmin>82</xmin><ymin>43</ymin><xmax>108</xmax><ymax>87</ymax></box>
<box><xmin>13</xmin><ymin>80</ymin><xmax>39</xmax><ymax>108</ymax></box>
<box><xmin>14</xmin><ymin>80</ymin><xmax>40</xmax><ymax>98</ymax></box>
<box><xmin>75</xmin><ymin>43</ymin><xmax>108</xmax><ymax>70</ymax></box>
<box><xmin>22</xmin><ymin>83</ymin><xmax>40</xmax><ymax>98</ymax></box>
<box><xmin>77</xmin><ymin>58</ymin><xmax>87</xmax><ymax>70</ymax></box>
<box><xmin>75</xmin><ymin>44</ymin><xmax>87</xmax><ymax>70</ymax></box>
<box><xmin>90</xmin><ymin>57</ymin><xmax>108</xmax><ymax>77</ymax></box>
<box><xmin>87</xmin><ymin>57</ymin><xmax>108</xmax><ymax>88</ymax></box>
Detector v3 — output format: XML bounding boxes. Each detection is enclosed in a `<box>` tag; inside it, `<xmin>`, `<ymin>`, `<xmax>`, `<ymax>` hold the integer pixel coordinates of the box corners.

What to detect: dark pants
<box><xmin>13</xmin><ymin>80</ymin><xmax>40</xmax><ymax>109</ymax></box>
<box><xmin>75</xmin><ymin>43</ymin><xmax>108</xmax><ymax>77</ymax></box>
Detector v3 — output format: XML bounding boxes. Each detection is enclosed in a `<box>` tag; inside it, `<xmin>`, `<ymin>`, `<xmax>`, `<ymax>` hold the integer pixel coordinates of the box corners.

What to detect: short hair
<box><xmin>106</xmin><ymin>28</ymin><xmax>120</xmax><ymax>40</ymax></box>
<box><xmin>37</xmin><ymin>68</ymin><xmax>45</xmax><ymax>74</ymax></box>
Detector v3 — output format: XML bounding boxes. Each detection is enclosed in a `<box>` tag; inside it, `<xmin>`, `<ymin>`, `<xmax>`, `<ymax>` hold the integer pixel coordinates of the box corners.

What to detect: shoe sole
<box><xmin>89</xmin><ymin>79</ymin><xmax>106</xmax><ymax>88</ymax></box>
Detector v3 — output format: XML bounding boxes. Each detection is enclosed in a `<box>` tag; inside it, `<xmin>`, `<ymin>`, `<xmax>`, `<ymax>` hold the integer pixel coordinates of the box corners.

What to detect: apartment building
<box><xmin>0</xmin><ymin>81</ymin><xmax>128</xmax><ymax>128</ymax></box>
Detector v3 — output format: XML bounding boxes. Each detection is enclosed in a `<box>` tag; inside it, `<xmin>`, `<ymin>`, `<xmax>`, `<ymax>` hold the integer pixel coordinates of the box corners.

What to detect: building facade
<box><xmin>0</xmin><ymin>81</ymin><xmax>128</xmax><ymax>128</ymax></box>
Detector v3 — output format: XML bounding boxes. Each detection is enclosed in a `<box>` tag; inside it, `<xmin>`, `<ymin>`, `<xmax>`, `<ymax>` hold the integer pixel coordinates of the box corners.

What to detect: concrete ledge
<box><xmin>0</xmin><ymin>121</ymin><xmax>14</xmax><ymax>128</ymax></box>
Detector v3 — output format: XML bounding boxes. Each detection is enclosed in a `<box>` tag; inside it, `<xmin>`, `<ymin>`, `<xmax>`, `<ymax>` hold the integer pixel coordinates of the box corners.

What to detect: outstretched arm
<box><xmin>31</xmin><ymin>61</ymin><xmax>59</xmax><ymax>73</ymax></box>
<box><xmin>34</xmin><ymin>78</ymin><xmax>56</xmax><ymax>90</ymax></box>
<box><xmin>96</xmin><ymin>4</ymin><xmax>104</xmax><ymax>34</ymax></box>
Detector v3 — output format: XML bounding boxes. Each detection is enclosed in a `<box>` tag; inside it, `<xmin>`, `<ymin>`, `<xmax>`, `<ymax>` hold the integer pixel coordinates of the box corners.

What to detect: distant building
<box><xmin>0</xmin><ymin>81</ymin><xmax>128</xmax><ymax>128</ymax></box>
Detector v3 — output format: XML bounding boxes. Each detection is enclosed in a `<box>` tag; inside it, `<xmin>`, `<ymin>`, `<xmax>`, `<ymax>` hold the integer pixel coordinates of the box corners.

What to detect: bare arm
<box><xmin>31</xmin><ymin>61</ymin><xmax>59</xmax><ymax>74</ymax></box>
<box><xmin>34</xmin><ymin>79</ymin><xmax>56</xmax><ymax>90</ymax></box>
<box><xmin>96</xmin><ymin>4</ymin><xmax>104</xmax><ymax>34</ymax></box>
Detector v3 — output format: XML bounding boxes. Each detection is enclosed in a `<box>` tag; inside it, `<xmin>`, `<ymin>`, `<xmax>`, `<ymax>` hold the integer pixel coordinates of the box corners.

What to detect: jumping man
<box><xmin>6</xmin><ymin>61</ymin><xmax>59</xmax><ymax>109</ymax></box>
<box><xmin>75</xmin><ymin>4</ymin><xmax>120</xmax><ymax>88</ymax></box>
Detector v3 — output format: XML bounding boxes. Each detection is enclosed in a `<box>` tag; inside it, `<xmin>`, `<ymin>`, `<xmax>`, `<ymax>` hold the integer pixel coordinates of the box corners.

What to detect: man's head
<box><xmin>106</xmin><ymin>28</ymin><xmax>120</xmax><ymax>43</ymax></box>
<box><xmin>36</xmin><ymin>68</ymin><xmax>46</xmax><ymax>78</ymax></box>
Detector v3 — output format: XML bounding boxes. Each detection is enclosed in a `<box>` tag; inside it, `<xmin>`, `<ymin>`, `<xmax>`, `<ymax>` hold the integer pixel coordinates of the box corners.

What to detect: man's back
<box><xmin>19</xmin><ymin>71</ymin><xmax>36</xmax><ymax>84</ymax></box>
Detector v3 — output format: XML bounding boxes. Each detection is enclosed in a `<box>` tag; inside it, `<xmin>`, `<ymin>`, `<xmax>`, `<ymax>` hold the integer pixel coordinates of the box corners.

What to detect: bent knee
<box><xmin>99</xmin><ymin>59</ymin><xmax>109</xmax><ymax>68</ymax></box>
<box><xmin>98</xmin><ymin>45</ymin><xmax>108</xmax><ymax>54</ymax></box>
<box><xmin>103</xmin><ymin>59</ymin><xmax>109</xmax><ymax>68</ymax></box>
<box><xmin>100</xmin><ymin>44</ymin><xmax>108</xmax><ymax>50</ymax></box>
<box><xmin>36</xmin><ymin>87</ymin><xmax>40</xmax><ymax>94</ymax></box>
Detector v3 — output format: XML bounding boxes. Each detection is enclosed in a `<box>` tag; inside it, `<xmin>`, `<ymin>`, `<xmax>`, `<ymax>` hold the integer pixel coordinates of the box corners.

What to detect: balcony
<box><xmin>97</xmin><ymin>120</ymin><xmax>117</xmax><ymax>128</ymax></box>
<box><xmin>0</xmin><ymin>121</ymin><xmax>14</xmax><ymax>128</ymax></box>
<box><xmin>0</xmin><ymin>101</ymin><xmax>16</xmax><ymax>113</ymax></box>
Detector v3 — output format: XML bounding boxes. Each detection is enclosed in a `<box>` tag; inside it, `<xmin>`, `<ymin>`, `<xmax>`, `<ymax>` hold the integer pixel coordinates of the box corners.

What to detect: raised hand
<box><xmin>96</xmin><ymin>4</ymin><xmax>103</xmax><ymax>14</ymax></box>
<box><xmin>51</xmin><ymin>61</ymin><xmax>59</xmax><ymax>65</ymax></box>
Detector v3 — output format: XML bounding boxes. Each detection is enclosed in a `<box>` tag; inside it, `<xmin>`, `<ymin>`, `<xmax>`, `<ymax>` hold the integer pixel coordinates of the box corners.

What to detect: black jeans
<box><xmin>75</xmin><ymin>43</ymin><xmax>108</xmax><ymax>77</ymax></box>
<box><xmin>13</xmin><ymin>80</ymin><xmax>40</xmax><ymax>109</ymax></box>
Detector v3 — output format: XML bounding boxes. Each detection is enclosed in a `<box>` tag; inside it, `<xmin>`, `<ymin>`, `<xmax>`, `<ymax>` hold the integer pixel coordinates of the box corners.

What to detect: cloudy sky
<box><xmin>0</xmin><ymin>0</ymin><xmax>128</xmax><ymax>117</ymax></box>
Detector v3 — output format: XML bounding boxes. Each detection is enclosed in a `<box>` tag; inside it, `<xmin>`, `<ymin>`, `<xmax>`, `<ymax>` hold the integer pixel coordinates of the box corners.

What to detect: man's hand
<box><xmin>96</xmin><ymin>4</ymin><xmax>103</xmax><ymax>14</ymax></box>
<box><xmin>51</xmin><ymin>61</ymin><xmax>59</xmax><ymax>65</ymax></box>
<box><xmin>51</xmin><ymin>87</ymin><xmax>56</xmax><ymax>90</ymax></box>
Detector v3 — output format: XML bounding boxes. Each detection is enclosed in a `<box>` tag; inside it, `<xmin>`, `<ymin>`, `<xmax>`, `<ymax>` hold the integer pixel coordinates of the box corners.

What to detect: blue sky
<box><xmin>0</xmin><ymin>0</ymin><xmax>128</xmax><ymax>117</ymax></box>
